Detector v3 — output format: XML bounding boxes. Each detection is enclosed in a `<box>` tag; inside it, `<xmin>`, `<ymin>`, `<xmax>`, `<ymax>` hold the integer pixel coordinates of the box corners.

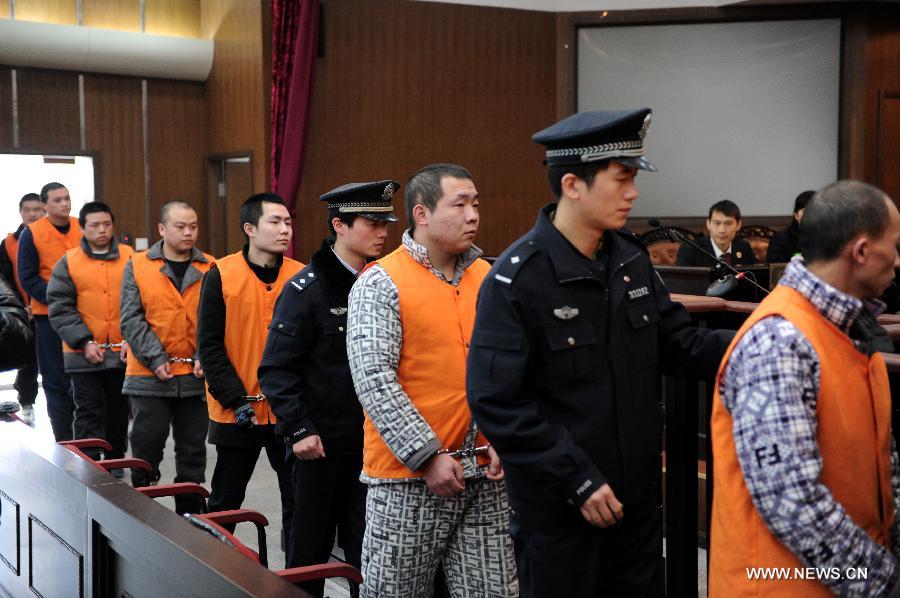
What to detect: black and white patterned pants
<box><xmin>361</xmin><ymin>477</ymin><xmax>518</xmax><ymax>597</ymax></box>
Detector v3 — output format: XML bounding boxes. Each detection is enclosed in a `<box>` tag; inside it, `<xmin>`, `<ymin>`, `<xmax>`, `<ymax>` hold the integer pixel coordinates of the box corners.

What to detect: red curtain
<box><xmin>271</xmin><ymin>0</ymin><xmax>320</xmax><ymax>230</ymax></box>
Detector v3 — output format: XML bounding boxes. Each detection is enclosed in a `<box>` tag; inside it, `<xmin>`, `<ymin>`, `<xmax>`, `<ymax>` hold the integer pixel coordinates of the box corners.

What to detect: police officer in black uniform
<box><xmin>259</xmin><ymin>180</ymin><xmax>398</xmax><ymax>597</ymax></box>
<box><xmin>466</xmin><ymin>109</ymin><xmax>732</xmax><ymax>597</ymax></box>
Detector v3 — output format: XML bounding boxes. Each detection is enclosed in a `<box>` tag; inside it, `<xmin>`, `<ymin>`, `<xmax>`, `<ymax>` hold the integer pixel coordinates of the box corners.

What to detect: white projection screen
<box><xmin>578</xmin><ymin>19</ymin><xmax>841</xmax><ymax>218</ymax></box>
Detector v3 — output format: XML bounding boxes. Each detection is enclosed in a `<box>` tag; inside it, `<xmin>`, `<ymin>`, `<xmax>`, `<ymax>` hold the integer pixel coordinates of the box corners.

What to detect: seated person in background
<box><xmin>738</xmin><ymin>224</ymin><xmax>776</xmax><ymax>264</ymax></box>
<box><xmin>676</xmin><ymin>199</ymin><xmax>754</xmax><ymax>267</ymax></box>
<box><xmin>766</xmin><ymin>189</ymin><xmax>814</xmax><ymax>263</ymax></box>
<box><xmin>642</xmin><ymin>228</ymin><xmax>680</xmax><ymax>265</ymax></box>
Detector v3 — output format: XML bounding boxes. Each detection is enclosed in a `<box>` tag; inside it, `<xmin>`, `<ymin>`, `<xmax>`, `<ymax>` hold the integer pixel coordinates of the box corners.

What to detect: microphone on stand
<box><xmin>647</xmin><ymin>219</ymin><xmax>769</xmax><ymax>298</ymax></box>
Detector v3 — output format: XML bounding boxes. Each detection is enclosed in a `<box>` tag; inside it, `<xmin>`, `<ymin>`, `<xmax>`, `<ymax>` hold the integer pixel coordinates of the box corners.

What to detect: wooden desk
<box><xmin>0</xmin><ymin>417</ymin><xmax>307</xmax><ymax>597</ymax></box>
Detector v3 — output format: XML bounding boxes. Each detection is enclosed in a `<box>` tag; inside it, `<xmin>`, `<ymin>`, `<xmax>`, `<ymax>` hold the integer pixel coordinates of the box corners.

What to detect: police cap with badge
<box><xmin>532</xmin><ymin>108</ymin><xmax>657</xmax><ymax>172</ymax></box>
<box><xmin>321</xmin><ymin>180</ymin><xmax>400</xmax><ymax>221</ymax></box>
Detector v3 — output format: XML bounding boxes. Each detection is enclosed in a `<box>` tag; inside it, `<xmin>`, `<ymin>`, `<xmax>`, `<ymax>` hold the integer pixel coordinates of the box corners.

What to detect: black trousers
<box><xmin>512</xmin><ymin>503</ymin><xmax>664</xmax><ymax>598</ymax></box>
<box><xmin>207</xmin><ymin>435</ymin><xmax>294</xmax><ymax>539</ymax></box>
<box><xmin>34</xmin><ymin>317</ymin><xmax>73</xmax><ymax>440</ymax></box>
<box><xmin>70</xmin><ymin>369</ymin><xmax>129</xmax><ymax>459</ymax></box>
<box><xmin>288</xmin><ymin>452</ymin><xmax>366</xmax><ymax>598</ymax></box>
<box><xmin>14</xmin><ymin>321</ymin><xmax>38</xmax><ymax>406</ymax></box>
<box><xmin>129</xmin><ymin>395</ymin><xmax>208</xmax><ymax>500</ymax></box>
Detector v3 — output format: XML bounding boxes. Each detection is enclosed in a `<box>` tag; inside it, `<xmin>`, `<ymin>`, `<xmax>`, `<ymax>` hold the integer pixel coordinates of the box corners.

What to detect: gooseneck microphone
<box><xmin>647</xmin><ymin>219</ymin><xmax>769</xmax><ymax>298</ymax></box>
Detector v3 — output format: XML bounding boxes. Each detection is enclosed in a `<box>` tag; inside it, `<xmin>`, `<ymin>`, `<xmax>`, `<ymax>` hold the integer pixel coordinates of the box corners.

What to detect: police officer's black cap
<box><xmin>320</xmin><ymin>180</ymin><xmax>399</xmax><ymax>222</ymax></box>
<box><xmin>532</xmin><ymin>108</ymin><xmax>657</xmax><ymax>171</ymax></box>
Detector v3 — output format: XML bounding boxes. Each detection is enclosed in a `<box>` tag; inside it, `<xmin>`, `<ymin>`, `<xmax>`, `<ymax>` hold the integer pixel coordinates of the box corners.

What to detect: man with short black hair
<box><xmin>676</xmin><ymin>199</ymin><xmax>755</xmax><ymax>267</ymax></box>
<box><xmin>47</xmin><ymin>202</ymin><xmax>132</xmax><ymax>460</ymax></box>
<box><xmin>121</xmin><ymin>201</ymin><xmax>213</xmax><ymax>512</ymax></box>
<box><xmin>711</xmin><ymin>181</ymin><xmax>900</xmax><ymax>597</ymax></box>
<box><xmin>17</xmin><ymin>182</ymin><xmax>82</xmax><ymax>440</ymax></box>
<box><xmin>197</xmin><ymin>192</ymin><xmax>301</xmax><ymax>549</ymax></box>
<box><xmin>467</xmin><ymin>109</ymin><xmax>731</xmax><ymax>597</ymax></box>
<box><xmin>766</xmin><ymin>189</ymin><xmax>815</xmax><ymax>263</ymax></box>
<box><xmin>347</xmin><ymin>165</ymin><xmax>516</xmax><ymax>597</ymax></box>
<box><xmin>260</xmin><ymin>181</ymin><xmax>397</xmax><ymax>595</ymax></box>
<box><xmin>1</xmin><ymin>193</ymin><xmax>44</xmax><ymax>423</ymax></box>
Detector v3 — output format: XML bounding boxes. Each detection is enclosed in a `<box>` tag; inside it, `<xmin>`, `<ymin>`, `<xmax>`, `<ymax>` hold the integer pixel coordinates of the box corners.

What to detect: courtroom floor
<box><xmin>1</xmin><ymin>377</ymin><xmax>709</xmax><ymax>596</ymax></box>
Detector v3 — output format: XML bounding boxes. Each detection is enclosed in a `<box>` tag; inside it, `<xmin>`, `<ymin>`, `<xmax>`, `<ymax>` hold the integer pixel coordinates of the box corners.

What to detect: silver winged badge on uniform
<box><xmin>553</xmin><ymin>306</ymin><xmax>579</xmax><ymax>320</ymax></box>
<box><xmin>330</xmin><ymin>307</ymin><xmax>348</xmax><ymax>316</ymax></box>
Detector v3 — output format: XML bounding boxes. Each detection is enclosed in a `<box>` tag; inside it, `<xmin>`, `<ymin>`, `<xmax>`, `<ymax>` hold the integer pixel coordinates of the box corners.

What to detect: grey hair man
<box><xmin>710</xmin><ymin>180</ymin><xmax>900</xmax><ymax>596</ymax></box>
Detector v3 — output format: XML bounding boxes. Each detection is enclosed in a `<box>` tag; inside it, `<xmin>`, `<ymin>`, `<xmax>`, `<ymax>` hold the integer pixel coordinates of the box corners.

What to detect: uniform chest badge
<box><xmin>628</xmin><ymin>286</ymin><xmax>650</xmax><ymax>300</ymax></box>
<box><xmin>330</xmin><ymin>307</ymin><xmax>348</xmax><ymax>316</ymax></box>
<box><xmin>553</xmin><ymin>306</ymin><xmax>580</xmax><ymax>320</ymax></box>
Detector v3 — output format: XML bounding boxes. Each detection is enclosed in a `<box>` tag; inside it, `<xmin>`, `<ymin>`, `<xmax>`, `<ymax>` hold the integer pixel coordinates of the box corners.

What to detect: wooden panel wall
<box><xmin>202</xmin><ymin>0</ymin><xmax>269</xmax><ymax>196</ymax></box>
<box><xmin>16</xmin><ymin>69</ymin><xmax>80</xmax><ymax>151</ymax></box>
<box><xmin>13</xmin><ymin>0</ymin><xmax>76</xmax><ymax>24</ymax></box>
<box><xmin>294</xmin><ymin>0</ymin><xmax>556</xmax><ymax>259</ymax></box>
<box><xmin>865</xmin><ymin>5</ymin><xmax>900</xmax><ymax>202</ymax></box>
<box><xmin>146</xmin><ymin>0</ymin><xmax>201</xmax><ymax>37</ymax></box>
<box><xmin>83</xmin><ymin>74</ymin><xmax>144</xmax><ymax>240</ymax></box>
<box><xmin>147</xmin><ymin>80</ymin><xmax>207</xmax><ymax>246</ymax></box>
<box><xmin>0</xmin><ymin>68</ymin><xmax>11</xmax><ymax>148</ymax></box>
<box><xmin>82</xmin><ymin>0</ymin><xmax>141</xmax><ymax>31</ymax></box>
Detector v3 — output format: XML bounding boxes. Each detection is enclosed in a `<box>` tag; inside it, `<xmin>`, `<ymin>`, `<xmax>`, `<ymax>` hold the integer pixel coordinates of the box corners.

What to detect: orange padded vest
<box><xmin>3</xmin><ymin>233</ymin><xmax>28</xmax><ymax>302</ymax></box>
<box><xmin>362</xmin><ymin>246</ymin><xmax>491</xmax><ymax>479</ymax></box>
<box><xmin>709</xmin><ymin>285</ymin><xmax>894</xmax><ymax>597</ymax></box>
<box><xmin>61</xmin><ymin>244</ymin><xmax>133</xmax><ymax>353</ymax></box>
<box><xmin>205</xmin><ymin>252</ymin><xmax>303</xmax><ymax>425</ymax></box>
<box><xmin>125</xmin><ymin>250</ymin><xmax>213</xmax><ymax>378</ymax></box>
<box><xmin>28</xmin><ymin>216</ymin><xmax>82</xmax><ymax>315</ymax></box>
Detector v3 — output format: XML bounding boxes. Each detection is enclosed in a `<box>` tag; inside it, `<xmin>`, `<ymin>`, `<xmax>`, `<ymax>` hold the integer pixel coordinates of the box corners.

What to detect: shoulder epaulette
<box><xmin>288</xmin><ymin>265</ymin><xmax>319</xmax><ymax>293</ymax></box>
<box><xmin>493</xmin><ymin>239</ymin><xmax>541</xmax><ymax>285</ymax></box>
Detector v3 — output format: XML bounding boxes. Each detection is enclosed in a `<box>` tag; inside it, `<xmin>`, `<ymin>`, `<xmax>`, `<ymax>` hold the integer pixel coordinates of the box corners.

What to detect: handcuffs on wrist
<box><xmin>234</xmin><ymin>395</ymin><xmax>265</xmax><ymax>429</ymax></box>
<box><xmin>168</xmin><ymin>357</ymin><xmax>195</xmax><ymax>364</ymax></box>
<box><xmin>97</xmin><ymin>341</ymin><xmax>125</xmax><ymax>350</ymax></box>
<box><xmin>437</xmin><ymin>444</ymin><xmax>491</xmax><ymax>460</ymax></box>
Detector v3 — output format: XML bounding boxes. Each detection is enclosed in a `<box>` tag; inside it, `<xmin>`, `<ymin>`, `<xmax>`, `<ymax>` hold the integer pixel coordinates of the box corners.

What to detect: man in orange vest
<box><xmin>47</xmin><ymin>202</ymin><xmax>132</xmax><ymax>462</ymax></box>
<box><xmin>710</xmin><ymin>180</ymin><xmax>900</xmax><ymax>596</ymax></box>
<box><xmin>120</xmin><ymin>201</ymin><xmax>213</xmax><ymax>513</ymax></box>
<box><xmin>346</xmin><ymin>164</ymin><xmax>517</xmax><ymax>597</ymax></box>
<box><xmin>197</xmin><ymin>193</ymin><xmax>301</xmax><ymax>549</ymax></box>
<box><xmin>0</xmin><ymin>192</ymin><xmax>44</xmax><ymax>425</ymax></box>
<box><xmin>260</xmin><ymin>180</ymin><xmax>398</xmax><ymax>596</ymax></box>
<box><xmin>17</xmin><ymin>182</ymin><xmax>82</xmax><ymax>441</ymax></box>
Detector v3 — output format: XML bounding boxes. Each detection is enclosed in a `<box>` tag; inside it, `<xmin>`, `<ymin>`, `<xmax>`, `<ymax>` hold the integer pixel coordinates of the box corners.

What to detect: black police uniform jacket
<box><xmin>466</xmin><ymin>204</ymin><xmax>732</xmax><ymax>529</ymax></box>
<box><xmin>258</xmin><ymin>239</ymin><xmax>363</xmax><ymax>455</ymax></box>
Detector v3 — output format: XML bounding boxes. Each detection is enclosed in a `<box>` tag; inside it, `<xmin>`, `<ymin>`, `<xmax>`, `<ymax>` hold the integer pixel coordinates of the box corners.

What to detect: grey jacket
<box><xmin>119</xmin><ymin>240</ymin><xmax>209</xmax><ymax>398</ymax></box>
<box><xmin>47</xmin><ymin>237</ymin><xmax>128</xmax><ymax>373</ymax></box>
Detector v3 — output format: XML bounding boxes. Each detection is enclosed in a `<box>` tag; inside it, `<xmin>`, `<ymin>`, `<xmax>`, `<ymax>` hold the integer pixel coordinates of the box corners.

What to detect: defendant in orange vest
<box><xmin>0</xmin><ymin>192</ymin><xmax>44</xmax><ymax>424</ymax></box>
<box><xmin>346</xmin><ymin>164</ymin><xmax>517</xmax><ymax>597</ymax></box>
<box><xmin>120</xmin><ymin>201</ymin><xmax>213</xmax><ymax>513</ymax></box>
<box><xmin>711</xmin><ymin>180</ymin><xmax>900</xmax><ymax>597</ymax></box>
<box><xmin>197</xmin><ymin>193</ymin><xmax>302</xmax><ymax>549</ymax></box>
<box><xmin>47</xmin><ymin>202</ymin><xmax>132</xmax><ymax>462</ymax></box>
<box><xmin>16</xmin><ymin>182</ymin><xmax>82</xmax><ymax>440</ymax></box>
